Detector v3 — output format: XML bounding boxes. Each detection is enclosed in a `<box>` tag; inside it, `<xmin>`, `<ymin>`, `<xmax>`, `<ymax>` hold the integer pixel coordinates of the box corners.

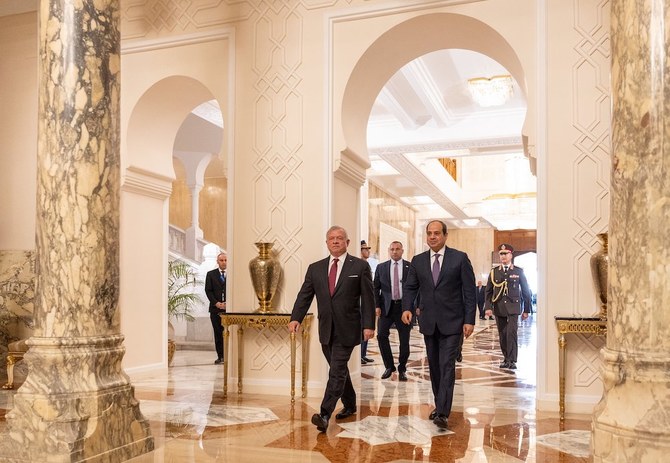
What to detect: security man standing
<box><xmin>484</xmin><ymin>244</ymin><xmax>532</xmax><ymax>370</ymax></box>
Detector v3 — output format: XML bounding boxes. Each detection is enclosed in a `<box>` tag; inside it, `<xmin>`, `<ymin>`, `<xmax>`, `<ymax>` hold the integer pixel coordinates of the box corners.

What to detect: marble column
<box><xmin>592</xmin><ymin>1</ymin><xmax>670</xmax><ymax>460</ymax></box>
<box><xmin>2</xmin><ymin>0</ymin><xmax>153</xmax><ymax>461</ymax></box>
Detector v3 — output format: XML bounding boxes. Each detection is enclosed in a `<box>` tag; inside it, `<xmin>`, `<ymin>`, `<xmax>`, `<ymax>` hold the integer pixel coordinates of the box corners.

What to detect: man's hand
<box><xmin>401</xmin><ymin>310</ymin><xmax>413</xmax><ymax>325</ymax></box>
<box><xmin>288</xmin><ymin>321</ymin><xmax>300</xmax><ymax>333</ymax></box>
<box><xmin>463</xmin><ymin>324</ymin><xmax>474</xmax><ymax>338</ymax></box>
<box><xmin>521</xmin><ymin>312</ymin><xmax>529</xmax><ymax>320</ymax></box>
<box><xmin>485</xmin><ymin>309</ymin><xmax>493</xmax><ymax>318</ymax></box>
<box><xmin>375</xmin><ymin>307</ymin><xmax>381</xmax><ymax>317</ymax></box>
<box><xmin>363</xmin><ymin>328</ymin><xmax>375</xmax><ymax>341</ymax></box>
<box><xmin>216</xmin><ymin>301</ymin><xmax>226</xmax><ymax>309</ymax></box>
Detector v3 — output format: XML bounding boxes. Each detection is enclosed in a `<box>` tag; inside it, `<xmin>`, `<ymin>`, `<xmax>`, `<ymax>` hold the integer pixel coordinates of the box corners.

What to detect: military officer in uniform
<box><xmin>484</xmin><ymin>244</ymin><xmax>532</xmax><ymax>370</ymax></box>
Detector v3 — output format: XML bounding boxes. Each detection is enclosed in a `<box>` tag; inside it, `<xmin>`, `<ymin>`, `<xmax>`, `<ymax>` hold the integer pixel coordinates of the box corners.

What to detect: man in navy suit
<box><xmin>476</xmin><ymin>280</ymin><xmax>486</xmax><ymax>320</ymax></box>
<box><xmin>289</xmin><ymin>226</ymin><xmax>375</xmax><ymax>432</ymax></box>
<box><xmin>401</xmin><ymin>220</ymin><xmax>476</xmax><ymax>430</ymax></box>
<box><xmin>204</xmin><ymin>252</ymin><xmax>227</xmax><ymax>364</ymax></box>
<box><xmin>374</xmin><ymin>241</ymin><xmax>413</xmax><ymax>381</ymax></box>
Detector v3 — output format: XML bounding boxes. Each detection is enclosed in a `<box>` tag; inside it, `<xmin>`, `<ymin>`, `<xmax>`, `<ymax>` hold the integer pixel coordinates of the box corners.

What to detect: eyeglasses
<box><xmin>499</xmin><ymin>251</ymin><xmax>511</xmax><ymax>256</ymax></box>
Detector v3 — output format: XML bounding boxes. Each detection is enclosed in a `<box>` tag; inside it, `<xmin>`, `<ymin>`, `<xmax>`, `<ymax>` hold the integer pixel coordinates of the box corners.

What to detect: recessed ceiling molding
<box><xmin>377</xmin><ymin>88</ymin><xmax>422</xmax><ymax>131</ymax></box>
<box><xmin>402</xmin><ymin>59</ymin><xmax>454</xmax><ymax>128</ymax></box>
<box><xmin>378</xmin><ymin>152</ymin><xmax>469</xmax><ymax>220</ymax></box>
<box><xmin>369</xmin><ymin>136</ymin><xmax>523</xmax><ymax>157</ymax></box>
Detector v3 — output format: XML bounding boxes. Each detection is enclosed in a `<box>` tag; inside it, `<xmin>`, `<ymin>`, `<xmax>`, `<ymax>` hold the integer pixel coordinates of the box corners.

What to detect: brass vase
<box><xmin>590</xmin><ymin>233</ymin><xmax>609</xmax><ymax>320</ymax></box>
<box><xmin>249</xmin><ymin>242</ymin><xmax>281</xmax><ymax>313</ymax></box>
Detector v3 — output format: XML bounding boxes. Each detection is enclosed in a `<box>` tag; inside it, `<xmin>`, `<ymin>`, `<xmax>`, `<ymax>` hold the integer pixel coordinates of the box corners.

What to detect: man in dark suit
<box><xmin>485</xmin><ymin>244</ymin><xmax>532</xmax><ymax>370</ymax></box>
<box><xmin>374</xmin><ymin>240</ymin><xmax>413</xmax><ymax>381</ymax></box>
<box><xmin>289</xmin><ymin>226</ymin><xmax>375</xmax><ymax>433</ymax></box>
<box><xmin>205</xmin><ymin>252</ymin><xmax>227</xmax><ymax>364</ymax></box>
<box><xmin>401</xmin><ymin>220</ymin><xmax>476</xmax><ymax>430</ymax></box>
<box><xmin>476</xmin><ymin>280</ymin><xmax>486</xmax><ymax>320</ymax></box>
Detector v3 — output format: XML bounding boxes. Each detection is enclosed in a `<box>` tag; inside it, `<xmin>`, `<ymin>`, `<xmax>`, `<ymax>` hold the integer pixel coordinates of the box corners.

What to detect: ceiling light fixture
<box><xmin>467</xmin><ymin>75</ymin><xmax>514</xmax><ymax>107</ymax></box>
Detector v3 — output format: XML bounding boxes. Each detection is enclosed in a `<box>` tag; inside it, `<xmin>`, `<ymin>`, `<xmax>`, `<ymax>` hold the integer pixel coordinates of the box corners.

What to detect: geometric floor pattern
<box><xmin>0</xmin><ymin>314</ymin><xmax>594</xmax><ymax>462</ymax></box>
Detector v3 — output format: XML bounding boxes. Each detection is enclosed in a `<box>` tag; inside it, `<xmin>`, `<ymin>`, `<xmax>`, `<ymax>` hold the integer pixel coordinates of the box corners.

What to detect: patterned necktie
<box><xmin>432</xmin><ymin>254</ymin><xmax>441</xmax><ymax>285</ymax></box>
<box><xmin>392</xmin><ymin>261</ymin><xmax>400</xmax><ymax>300</ymax></box>
<box><xmin>219</xmin><ymin>272</ymin><xmax>225</xmax><ymax>283</ymax></box>
<box><xmin>329</xmin><ymin>258</ymin><xmax>339</xmax><ymax>296</ymax></box>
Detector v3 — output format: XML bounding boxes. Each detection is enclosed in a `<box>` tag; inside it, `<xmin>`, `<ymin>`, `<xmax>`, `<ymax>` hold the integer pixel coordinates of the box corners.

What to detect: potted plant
<box><xmin>167</xmin><ymin>259</ymin><xmax>202</xmax><ymax>365</ymax></box>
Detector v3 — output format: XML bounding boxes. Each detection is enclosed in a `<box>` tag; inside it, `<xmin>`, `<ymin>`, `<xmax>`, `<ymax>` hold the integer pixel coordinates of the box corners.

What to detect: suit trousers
<box><xmin>377</xmin><ymin>301</ymin><xmax>411</xmax><ymax>372</ymax></box>
<box><xmin>495</xmin><ymin>314</ymin><xmax>519</xmax><ymax>363</ymax></box>
<box><xmin>320</xmin><ymin>337</ymin><xmax>356</xmax><ymax>417</ymax></box>
<box><xmin>424</xmin><ymin>327</ymin><xmax>460</xmax><ymax>417</ymax></box>
<box><xmin>210</xmin><ymin>311</ymin><xmax>224</xmax><ymax>360</ymax></box>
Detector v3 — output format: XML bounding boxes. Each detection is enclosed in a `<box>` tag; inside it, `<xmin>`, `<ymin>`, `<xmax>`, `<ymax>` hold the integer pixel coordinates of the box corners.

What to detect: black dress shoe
<box><xmin>428</xmin><ymin>409</ymin><xmax>437</xmax><ymax>420</ymax></box>
<box><xmin>311</xmin><ymin>413</ymin><xmax>329</xmax><ymax>432</ymax></box>
<box><xmin>499</xmin><ymin>361</ymin><xmax>509</xmax><ymax>368</ymax></box>
<box><xmin>489</xmin><ymin>316</ymin><xmax>495</xmax><ymax>320</ymax></box>
<box><xmin>361</xmin><ymin>357</ymin><xmax>369</xmax><ymax>364</ymax></box>
<box><xmin>214</xmin><ymin>358</ymin><xmax>223</xmax><ymax>365</ymax></box>
<box><xmin>335</xmin><ymin>407</ymin><xmax>357</xmax><ymax>420</ymax></box>
<box><xmin>362</xmin><ymin>357</ymin><xmax>374</xmax><ymax>363</ymax></box>
<box><xmin>398</xmin><ymin>371</ymin><xmax>408</xmax><ymax>382</ymax></box>
<box><xmin>507</xmin><ymin>362</ymin><xmax>517</xmax><ymax>370</ymax></box>
<box><xmin>433</xmin><ymin>414</ymin><xmax>449</xmax><ymax>429</ymax></box>
<box><xmin>456</xmin><ymin>352</ymin><xmax>463</xmax><ymax>362</ymax></box>
<box><xmin>381</xmin><ymin>367</ymin><xmax>395</xmax><ymax>379</ymax></box>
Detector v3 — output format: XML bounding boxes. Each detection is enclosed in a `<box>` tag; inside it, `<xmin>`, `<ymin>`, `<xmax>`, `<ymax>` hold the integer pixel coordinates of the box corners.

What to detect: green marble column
<box><xmin>593</xmin><ymin>0</ymin><xmax>670</xmax><ymax>460</ymax></box>
<box><xmin>2</xmin><ymin>0</ymin><xmax>153</xmax><ymax>460</ymax></box>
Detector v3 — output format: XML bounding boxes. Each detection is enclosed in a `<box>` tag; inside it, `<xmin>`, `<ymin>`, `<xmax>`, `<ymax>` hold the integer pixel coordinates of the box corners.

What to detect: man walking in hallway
<box><xmin>477</xmin><ymin>280</ymin><xmax>486</xmax><ymax>320</ymax></box>
<box><xmin>289</xmin><ymin>226</ymin><xmax>375</xmax><ymax>432</ymax></box>
<box><xmin>401</xmin><ymin>220</ymin><xmax>476</xmax><ymax>430</ymax></box>
<box><xmin>485</xmin><ymin>244</ymin><xmax>532</xmax><ymax>370</ymax></box>
<box><xmin>374</xmin><ymin>241</ymin><xmax>413</xmax><ymax>381</ymax></box>
<box><xmin>360</xmin><ymin>240</ymin><xmax>375</xmax><ymax>364</ymax></box>
<box><xmin>205</xmin><ymin>252</ymin><xmax>228</xmax><ymax>364</ymax></box>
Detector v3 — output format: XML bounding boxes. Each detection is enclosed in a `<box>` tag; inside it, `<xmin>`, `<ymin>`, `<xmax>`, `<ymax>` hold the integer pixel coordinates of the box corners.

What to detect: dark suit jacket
<box><xmin>374</xmin><ymin>259</ymin><xmax>413</xmax><ymax>316</ymax></box>
<box><xmin>476</xmin><ymin>286</ymin><xmax>485</xmax><ymax>310</ymax></box>
<box><xmin>485</xmin><ymin>264</ymin><xmax>531</xmax><ymax>317</ymax></box>
<box><xmin>402</xmin><ymin>247</ymin><xmax>476</xmax><ymax>336</ymax></box>
<box><xmin>291</xmin><ymin>254</ymin><xmax>375</xmax><ymax>347</ymax></box>
<box><xmin>205</xmin><ymin>268</ymin><xmax>226</xmax><ymax>313</ymax></box>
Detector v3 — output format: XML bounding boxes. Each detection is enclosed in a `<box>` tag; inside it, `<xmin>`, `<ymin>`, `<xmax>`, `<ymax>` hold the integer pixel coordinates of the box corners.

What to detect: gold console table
<box><xmin>220</xmin><ymin>312</ymin><xmax>313</xmax><ymax>403</ymax></box>
<box><xmin>554</xmin><ymin>316</ymin><xmax>607</xmax><ymax>421</ymax></box>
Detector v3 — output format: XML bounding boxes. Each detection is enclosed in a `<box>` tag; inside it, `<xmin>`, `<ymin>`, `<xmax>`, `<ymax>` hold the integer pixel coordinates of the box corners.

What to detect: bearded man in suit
<box><xmin>289</xmin><ymin>226</ymin><xmax>375</xmax><ymax>432</ymax></box>
<box><xmin>374</xmin><ymin>240</ymin><xmax>413</xmax><ymax>381</ymax></box>
<box><xmin>401</xmin><ymin>220</ymin><xmax>476</xmax><ymax>430</ymax></box>
<box><xmin>204</xmin><ymin>252</ymin><xmax>228</xmax><ymax>364</ymax></box>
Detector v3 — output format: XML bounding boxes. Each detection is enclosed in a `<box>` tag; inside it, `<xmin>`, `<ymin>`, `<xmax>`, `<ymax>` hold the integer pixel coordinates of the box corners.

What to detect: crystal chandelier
<box><xmin>467</xmin><ymin>75</ymin><xmax>514</xmax><ymax>107</ymax></box>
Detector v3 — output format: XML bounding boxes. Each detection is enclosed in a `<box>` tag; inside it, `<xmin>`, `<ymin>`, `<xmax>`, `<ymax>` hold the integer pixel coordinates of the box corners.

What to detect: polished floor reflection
<box><xmin>0</xmin><ymin>315</ymin><xmax>594</xmax><ymax>462</ymax></box>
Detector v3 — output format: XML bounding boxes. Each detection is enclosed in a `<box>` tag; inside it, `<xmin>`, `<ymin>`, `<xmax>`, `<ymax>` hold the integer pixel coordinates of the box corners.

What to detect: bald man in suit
<box><xmin>289</xmin><ymin>226</ymin><xmax>375</xmax><ymax>433</ymax></box>
<box><xmin>401</xmin><ymin>220</ymin><xmax>476</xmax><ymax>430</ymax></box>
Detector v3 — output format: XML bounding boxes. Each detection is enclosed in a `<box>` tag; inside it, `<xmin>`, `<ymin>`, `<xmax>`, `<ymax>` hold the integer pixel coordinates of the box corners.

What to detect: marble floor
<box><xmin>0</xmin><ymin>315</ymin><xmax>594</xmax><ymax>462</ymax></box>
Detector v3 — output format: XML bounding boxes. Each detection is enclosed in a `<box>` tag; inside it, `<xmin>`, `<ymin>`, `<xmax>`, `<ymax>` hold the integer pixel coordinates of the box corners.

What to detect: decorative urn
<box><xmin>249</xmin><ymin>242</ymin><xmax>281</xmax><ymax>313</ymax></box>
<box><xmin>590</xmin><ymin>233</ymin><xmax>609</xmax><ymax>320</ymax></box>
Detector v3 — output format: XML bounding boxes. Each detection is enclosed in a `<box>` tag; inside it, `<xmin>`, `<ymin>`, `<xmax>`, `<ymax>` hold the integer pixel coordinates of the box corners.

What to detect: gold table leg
<box><xmin>301</xmin><ymin>328</ymin><xmax>308</xmax><ymax>398</ymax></box>
<box><xmin>223</xmin><ymin>325</ymin><xmax>229</xmax><ymax>398</ymax></box>
<box><xmin>290</xmin><ymin>331</ymin><xmax>296</xmax><ymax>403</ymax></box>
<box><xmin>238</xmin><ymin>326</ymin><xmax>244</xmax><ymax>394</ymax></box>
<box><xmin>558</xmin><ymin>332</ymin><xmax>566</xmax><ymax>421</ymax></box>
